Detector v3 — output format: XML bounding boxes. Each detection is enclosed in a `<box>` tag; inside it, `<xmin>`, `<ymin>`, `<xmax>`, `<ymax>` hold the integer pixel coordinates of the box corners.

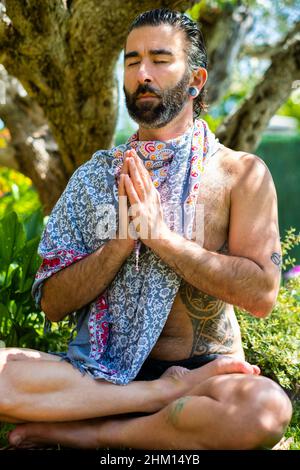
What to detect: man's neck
<box><xmin>137</xmin><ymin>110</ymin><xmax>194</xmax><ymax>142</ymax></box>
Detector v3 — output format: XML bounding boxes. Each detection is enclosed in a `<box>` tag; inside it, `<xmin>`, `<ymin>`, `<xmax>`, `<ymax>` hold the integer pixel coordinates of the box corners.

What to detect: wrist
<box><xmin>144</xmin><ymin>225</ymin><xmax>174</xmax><ymax>250</ymax></box>
<box><xmin>115</xmin><ymin>232</ymin><xmax>135</xmax><ymax>255</ymax></box>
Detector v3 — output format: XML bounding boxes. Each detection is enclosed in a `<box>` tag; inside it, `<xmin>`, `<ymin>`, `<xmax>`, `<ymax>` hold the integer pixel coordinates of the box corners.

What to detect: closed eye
<box><xmin>128</xmin><ymin>60</ymin><xmax>168</xmax><ymax>66</ymax></box>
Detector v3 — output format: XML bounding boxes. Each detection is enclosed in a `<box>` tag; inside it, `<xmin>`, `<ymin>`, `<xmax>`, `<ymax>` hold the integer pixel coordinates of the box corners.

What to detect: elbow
<box><xmin>41</xmin><ymin>296</ymin><xmax>61</xmax><ymax>323</ymax></box>
<box><xmin>250</xmin><ymin>303</ymin><xmax>273</xmax><ymax>318</ymax></box>
<box><xmin>247</xmin><ymin>271</ymin><xmax>280</xmax><ymax>318</ymax></box>
<box><xmin>249</xmin><ymin>289</ymin><xmax>278</xmax><ymax>318</ymax></box>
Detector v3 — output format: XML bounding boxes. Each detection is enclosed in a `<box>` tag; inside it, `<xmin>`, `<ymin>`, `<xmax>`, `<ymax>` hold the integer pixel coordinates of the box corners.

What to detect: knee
<box><xmin>0</xmin><ymin>394</ymin><xmax>16</xmax><ymax>416</ymax></box>
<box><xmin>0</xmin><ymin>363</ymin><xmax>19</xmax><ymax>415</ymax></box>
<box><xmin>237</xmin><ymin>376</ymin><xmax>293</xmax><ymax>449</ymax></box>
<box><xmin>0</xmin><ymin>381</ymin><xmax>17</xmax><ymax>415</ymax></box>
<box><xmin>0</xmin><ymin>348</ymin><xmax>20</xmax><ymax>366</ymax></box>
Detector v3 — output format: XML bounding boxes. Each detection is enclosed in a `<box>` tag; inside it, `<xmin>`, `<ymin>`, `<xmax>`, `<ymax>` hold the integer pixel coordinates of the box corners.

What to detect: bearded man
<box><xmin>1</xmin><ymin>9</ymin><xmax>292</xmax><ymax>450</ymax></box>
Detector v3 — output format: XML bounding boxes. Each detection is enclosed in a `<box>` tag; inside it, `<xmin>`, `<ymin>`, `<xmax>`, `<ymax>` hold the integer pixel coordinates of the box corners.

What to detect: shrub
<box><xmin>0</xmin><ymin>210</ymin><xmax>69</xmax><ymax>352</ymax></box>
<box><xmin>0</xmin><ymin>168</ymin><xmax>40</xmax><ymax>220</ymax></box>
<box><xmin>237</xmin><ymin>228</ymin><xmax>300</xmax><ymax>391</ymax></box>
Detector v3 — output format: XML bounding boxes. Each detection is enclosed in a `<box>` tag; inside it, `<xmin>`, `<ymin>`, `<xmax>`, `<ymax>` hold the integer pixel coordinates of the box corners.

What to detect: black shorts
<box><xmin>134</xmin><ymin>354</ymin><xmax>220</xmax><ymax>381</ymax></box>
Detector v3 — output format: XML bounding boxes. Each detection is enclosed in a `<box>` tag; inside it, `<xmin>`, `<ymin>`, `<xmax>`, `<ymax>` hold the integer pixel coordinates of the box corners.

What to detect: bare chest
<box><xmin>150</xmin><ymin>148</ymin><xmax>243</xmax><ymax>360</ymax></box>
<box><xmin>193</xmin><ymin>151</ymin><xmax>231</xmax><ymax>251</ymax></box>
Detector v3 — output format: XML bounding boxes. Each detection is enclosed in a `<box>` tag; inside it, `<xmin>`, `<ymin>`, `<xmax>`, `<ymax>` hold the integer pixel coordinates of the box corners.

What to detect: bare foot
<box><xmin>155</xmin><ymin>356</ymin><xmax>260</xmax><ymax>406</ymax></box>
<box><xmin>8</xmin><ymin>418</ymin><xmax>111</xmax><ymax>449</ymax></box>
<box><xmin>191</xmin><ymin>355</ymin><xmax>261</xmax><ymax>380</ymax></box>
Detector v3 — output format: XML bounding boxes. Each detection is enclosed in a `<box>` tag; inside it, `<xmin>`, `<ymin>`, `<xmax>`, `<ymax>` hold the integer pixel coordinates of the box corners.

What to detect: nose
<box><xmin>136</xmin><ymin>62</ymin><xmax>153</xmax><ymax>84</ymax></box>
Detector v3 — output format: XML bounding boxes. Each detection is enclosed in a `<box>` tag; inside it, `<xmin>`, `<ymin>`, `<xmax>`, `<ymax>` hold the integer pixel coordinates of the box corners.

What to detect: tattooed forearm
<box><xmin>167</xmin><ymin>397</ymin><xmax>193</xmax><ymax>427</ymax></box>
<box><xmin>271</xmin><ymin>252</ymin><xmax>282</xmax><ymax>269</ymax></box>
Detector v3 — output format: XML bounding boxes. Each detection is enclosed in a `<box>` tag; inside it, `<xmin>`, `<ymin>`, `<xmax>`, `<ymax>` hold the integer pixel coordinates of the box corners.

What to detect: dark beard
<box><xmin>124</xmin><ymin>69</ymin><xmax>191</xmax><ymax>129</ymax></box>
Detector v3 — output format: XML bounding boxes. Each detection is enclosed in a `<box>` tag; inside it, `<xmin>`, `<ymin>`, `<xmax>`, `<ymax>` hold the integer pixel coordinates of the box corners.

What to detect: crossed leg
<box><xmin>1</xmin><ymin>347</ymin><xmax>292</xmax><ymax>449</ymax></box>
<box><xmin>9</xmin><ymin>372</ymin><xmax>293</xmax><ymax>450</ymax></box>
<box><xmin>0</xmin><ymin>348</ymin><xmax>262</xmax><ymax>424</ymax></box>
<box><xmin>0</xmin><ymin>347</ymin><xmax>194</xmax><ymax>422</ymax></box>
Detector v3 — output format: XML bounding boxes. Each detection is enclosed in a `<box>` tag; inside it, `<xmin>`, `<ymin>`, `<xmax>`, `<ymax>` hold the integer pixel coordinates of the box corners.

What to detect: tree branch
<box><xmin>4</xmin><ymin>0</ymin><xmax>68</xmax><ymax>36</ymax></box>
<box><xmin>240</xmin><ymin>43</ymin><xmax>277</xmax><ymax>59</ymax></box>
<box><xmin>216</xmin><ymin>21</ymin><xmax>300</xmax><ymax>152</ymax></box>
<box><xmin>240</xmin><ymin>20</ymin><xmax>300</xmax><ymax>59</ymax></box>
<box><xmin>0</xmin><ymin>3</ymin><xmax>20</xmax><ymax>59</ymax></box>
<box><xmin>68</xmin><ymin>0</ymin><xmax>199</xmax><ymax>59</ymax></box>
<box><xmin>0</xmin><ymin>144</ymin><xmax>18</xmax><ymax>169</ymax></box>
<box><xmin>196</xmin><ymin>3</ymin><xmax>254</xmax><ymax>105</ymax></box>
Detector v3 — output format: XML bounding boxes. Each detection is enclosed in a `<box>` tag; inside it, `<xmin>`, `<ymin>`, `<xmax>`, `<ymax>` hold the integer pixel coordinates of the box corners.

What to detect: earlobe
<box><xmin>188</xmin><ymin>86</ymin><xmax>200</xmax><ymax>98</ymax></box>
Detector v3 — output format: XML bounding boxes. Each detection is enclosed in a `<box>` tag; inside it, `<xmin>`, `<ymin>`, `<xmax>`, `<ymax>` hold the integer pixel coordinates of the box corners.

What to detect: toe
<box><xmin>8</xmin><ymin>431</ymin><xmax>23</xmax><ymax>447</ymax></box>
<box><xmin>215</xmin><ymin>356</ymin><xmax>258</xmax><ymax>375</ymax></box>
<box><xmin>240</xmin><ymin>361</ymin><xmax>256</xmax><ymax>374</ymax></box>
<box><xmin>161</xmin><ymin>366</ymin><xmax>190</xmax><ymax>379</ymax></box>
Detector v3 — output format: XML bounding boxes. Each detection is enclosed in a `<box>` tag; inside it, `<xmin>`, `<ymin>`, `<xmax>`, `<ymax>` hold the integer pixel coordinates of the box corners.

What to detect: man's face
<box><xmin>124</xmin><ymin>25</ymin><xmax>191</xmax><ymax>129</ymax></box>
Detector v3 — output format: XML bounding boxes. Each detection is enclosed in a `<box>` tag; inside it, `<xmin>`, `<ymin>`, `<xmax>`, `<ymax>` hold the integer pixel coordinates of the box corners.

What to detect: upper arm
<box><xmin>228</xmin><ymin>153</ymin><xmax>281</xmax><ymax>295</ymax></box>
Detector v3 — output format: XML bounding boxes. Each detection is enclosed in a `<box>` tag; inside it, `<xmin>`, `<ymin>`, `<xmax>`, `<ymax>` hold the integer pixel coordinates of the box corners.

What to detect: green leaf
<box><xmin>23</xmin><ymin>208</ymin><xmax>44</xmax><ymax>241</ymax></box>
<box><xmin>17</xmin><ymin>237</ymin><xmax>41</xmax><ymax>293</ymax></box>
<box><xmin>0</xmin><ymin>212</ymin><xmax>26</xmax><ymax>267</ymax></box>
<box><xmin>0</xmin><ymin>303</ymin><xmax>10</xmax><ymax>319</ymax></box>
<box><xmin>2</xmin><ymin>264</ymin><xmax>20</xmax><ymax>291</ymax></box>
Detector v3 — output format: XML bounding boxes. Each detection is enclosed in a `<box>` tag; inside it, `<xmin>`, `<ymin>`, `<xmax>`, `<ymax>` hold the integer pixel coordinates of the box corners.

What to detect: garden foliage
<box><xmin>0</xmin><ymin>169</ymin><xmax>70</xmax><ymax>351</ymax></box>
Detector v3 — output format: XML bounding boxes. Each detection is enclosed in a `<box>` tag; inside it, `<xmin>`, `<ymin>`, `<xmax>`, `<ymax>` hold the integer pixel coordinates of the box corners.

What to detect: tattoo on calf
<box><xmin>271</xmin><ymin>252</ymin><xmax>282</xmax><ymax>269</ymax></box>
<box><xmin>167</xmin><ymin>397</ymin><xmax>192</xmax><ymax>427</ymax></box>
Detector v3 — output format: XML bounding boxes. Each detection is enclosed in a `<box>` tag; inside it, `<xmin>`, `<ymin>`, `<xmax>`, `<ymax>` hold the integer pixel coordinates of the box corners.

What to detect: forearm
<box><xmin>147</xmin><ymin>230</ymin><xmax>274</xmax><ymax>316</ymax></box>
<box><xmin>41</xmin><ymin>238</ymin><xmax>133</xmax><ymax>322</ymax></box>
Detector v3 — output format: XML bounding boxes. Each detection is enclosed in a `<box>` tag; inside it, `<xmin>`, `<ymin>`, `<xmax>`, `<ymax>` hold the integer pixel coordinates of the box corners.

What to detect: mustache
<box><xmin>132</xmin><ymin>84</ymin><xmax>162</xmax><ymax>100</ymax></box>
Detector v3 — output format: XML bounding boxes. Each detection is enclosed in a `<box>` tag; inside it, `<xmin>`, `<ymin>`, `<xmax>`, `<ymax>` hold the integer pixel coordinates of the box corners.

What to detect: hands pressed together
<box><xmin>117</xmin><ymin>149</ymin><xmax>170</xmax><ymax>249</ymax></box>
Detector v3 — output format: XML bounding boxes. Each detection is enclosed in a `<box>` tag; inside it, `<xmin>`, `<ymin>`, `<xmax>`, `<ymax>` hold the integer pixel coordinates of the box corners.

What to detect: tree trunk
<box><xmin>0</xmin><ymin>0</ymin><xmax>197</xmax><ymax>212</ymax></box>
<box><xmin>197</xmin><ymin>2</ymin><xmax>253</xmax><ymax>105</ymax></box>
<box><xmin>216</xmin><ymin>21</ymin><xmax>300</xmax><ymax>152</ymax></box>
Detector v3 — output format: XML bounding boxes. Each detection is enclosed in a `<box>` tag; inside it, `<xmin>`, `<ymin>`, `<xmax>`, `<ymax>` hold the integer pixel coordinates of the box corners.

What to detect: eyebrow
<box><xmin>124</xmin><ymin>49</ymin><xmax>174</xmax><ymax>60</ymax></box>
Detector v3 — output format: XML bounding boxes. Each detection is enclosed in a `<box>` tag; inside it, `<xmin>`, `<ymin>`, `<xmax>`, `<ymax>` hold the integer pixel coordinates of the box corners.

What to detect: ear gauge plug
<box><xmin>188</xmin><ymin>86</ymin><xmax>200</xmax><ymax>97</ymax></box>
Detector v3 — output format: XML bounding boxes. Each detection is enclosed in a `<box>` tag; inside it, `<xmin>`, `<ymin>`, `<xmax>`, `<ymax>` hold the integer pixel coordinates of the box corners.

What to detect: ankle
<box><xmin>97</xmin><ymin>418</ymin><xmax>128</xmax><ymax>449</ymax></box>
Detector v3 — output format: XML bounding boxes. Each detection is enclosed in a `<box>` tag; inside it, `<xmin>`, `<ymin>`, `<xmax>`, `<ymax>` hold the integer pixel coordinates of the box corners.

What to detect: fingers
<box><xmin>118</xmin><ymin>175</ymin><xmax>130</xmax><ymax>240</ymax></box>
<box><xmin>128</xmin><ymin>158</ymin><xmax>146</xmax><ymax>200</ymax></box>
<box><xmin>124</xmin><ymin>174</ymin><xmax>139</xmax><ymax>205</ymax></box>
<box><xmin>118</xmin><ymin>173</ymin><xmax>126</xmax><ymax>197</ymax></box>
<box><xmin>118</xmin><ymin>157</ymin><xmax>131</xmax><ymax>196</ymax></box>
<box><xmin>120</xmin><ymin>156</ymin><xmax>129</xmax><ymax>176</ymax></box>
<box><xmin>124</xmin><ymin>149</ymin><xmax>152</xmax><ymax>190</ymax></box>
